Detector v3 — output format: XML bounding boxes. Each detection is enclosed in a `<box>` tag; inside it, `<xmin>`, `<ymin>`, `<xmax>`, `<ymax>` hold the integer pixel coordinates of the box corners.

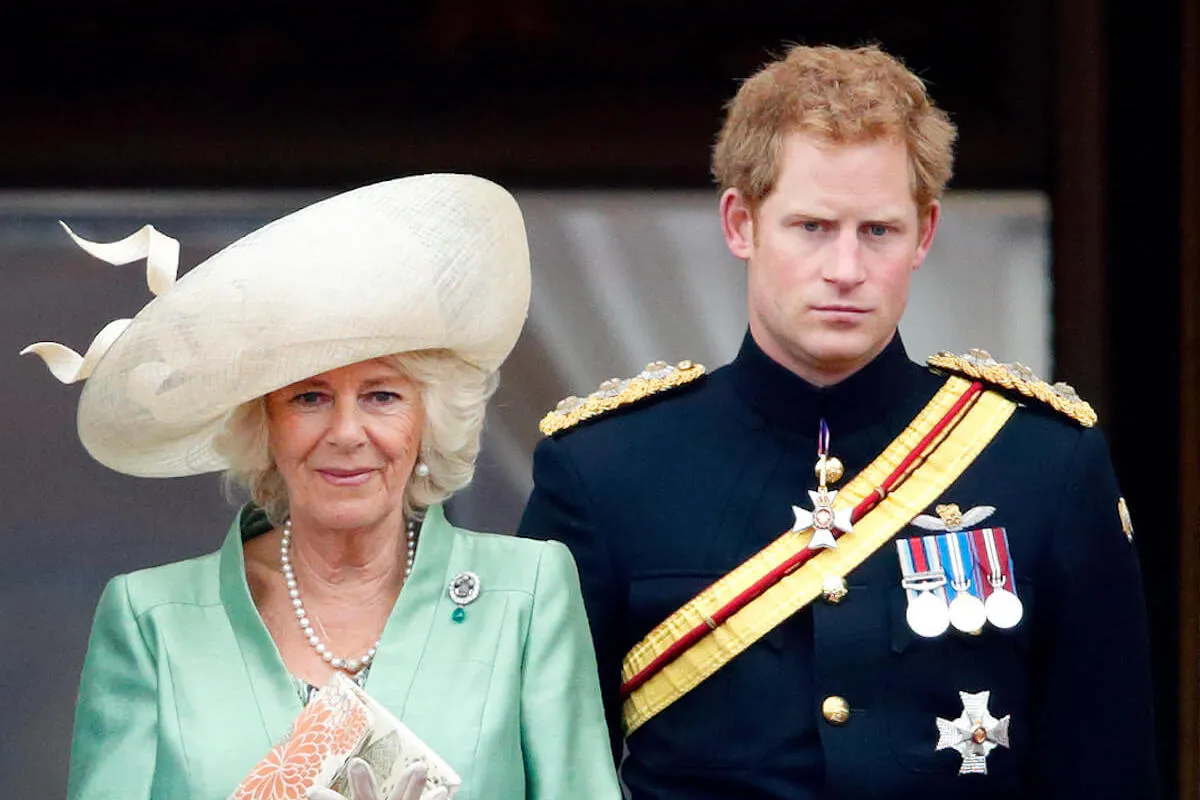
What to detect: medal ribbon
<box><xmin>934</xmin><ymin>534</ymin><xmax>961</xmax><ymax>601</ymax></box>
<box><xmin>970</xmin><ymin>527</ymin><xmax>1016</xmax><ymax>598</ymax></box>
<box><xmin>897</xmin><ymin>537</ymin><xmax>948</xmax><ymax>603</ymax></box>
<box><xmin>920</xmin><ymin>535</ymin><xmax>949</xmax><ymax>602</ymax></box>
<box><xmin>896</xmin><ymin>538</ymin><xmax>916</xmax><ymax>598</ymax></box>
<box><xmin>937</xmin><ymin>531</ymin><xmax>978</xmax><ymax>601</ymax></box>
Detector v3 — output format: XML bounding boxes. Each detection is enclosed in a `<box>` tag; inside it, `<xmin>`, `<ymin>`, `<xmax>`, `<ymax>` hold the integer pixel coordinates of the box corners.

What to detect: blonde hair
<box><xmin>213</xmin><ymin>349</ymin><xmax>498</xmax><ymax>523</ymax></box>
<box><xmin>712</xmin><ymin>43</ymin><xmax>957</xmax><ymax>217</ymax></box>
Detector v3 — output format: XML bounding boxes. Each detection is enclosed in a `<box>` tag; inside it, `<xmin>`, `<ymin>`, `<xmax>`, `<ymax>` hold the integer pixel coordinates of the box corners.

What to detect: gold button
<box><xmin>814</xmin><ymin>456</ymin><xmax>845</xmax><ymax>485</ymax></box>
<box><xmin>821</xmin><ymin>575</ymin><xmax>848</xmax><ymax>604</ymax></box>
<box><xmin>822</xmin><ymin>696</ymin><xmax>851</xmax><ymax>725</ymax></box>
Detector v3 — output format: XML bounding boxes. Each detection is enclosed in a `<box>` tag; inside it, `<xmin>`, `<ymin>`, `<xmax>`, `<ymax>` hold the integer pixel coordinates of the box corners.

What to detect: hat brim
<box><xmin>75</xmin><ymin>174</ymin><xmax>530</xmax><ymax>477</ymax></box>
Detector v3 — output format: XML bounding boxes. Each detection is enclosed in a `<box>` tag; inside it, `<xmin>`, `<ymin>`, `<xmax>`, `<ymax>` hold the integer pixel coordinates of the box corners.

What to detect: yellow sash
<box><xmin>621</xmin><ymin>377</ymin><xmax>1016</xmax><ymax>735</ymax></box>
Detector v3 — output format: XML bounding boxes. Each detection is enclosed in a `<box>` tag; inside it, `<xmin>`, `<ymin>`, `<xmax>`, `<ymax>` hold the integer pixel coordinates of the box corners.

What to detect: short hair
<box><xmin>213</xmin><ymin>349</ymin><xmax>498</xmax><ymax>524</ymax></box>
<box><xmin>712</xmin><ymin>43</ymin><xmax>957</xmax><ymax>217</ymax></box>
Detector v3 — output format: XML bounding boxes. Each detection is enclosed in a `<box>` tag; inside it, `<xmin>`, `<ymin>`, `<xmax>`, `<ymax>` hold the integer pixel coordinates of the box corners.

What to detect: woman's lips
<box><xmin>317</xmin><ymin>468</ymin><xmax>375</xmax><ymax>486</ymax></box>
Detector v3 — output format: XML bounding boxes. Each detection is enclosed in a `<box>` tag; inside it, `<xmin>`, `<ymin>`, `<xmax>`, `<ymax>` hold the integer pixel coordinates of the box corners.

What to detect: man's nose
<box><xmin>823</xmin><ymin>231</ymin><xmax>867</xmax><ymax>286</ymax></box>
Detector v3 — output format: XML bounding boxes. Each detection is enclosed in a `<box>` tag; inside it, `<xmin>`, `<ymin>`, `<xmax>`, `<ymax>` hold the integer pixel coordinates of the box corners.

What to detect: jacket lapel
<box><xmin>219</xmin><ymin>509</ymin><xmax>304</xmax><ymax>744</ymax></box>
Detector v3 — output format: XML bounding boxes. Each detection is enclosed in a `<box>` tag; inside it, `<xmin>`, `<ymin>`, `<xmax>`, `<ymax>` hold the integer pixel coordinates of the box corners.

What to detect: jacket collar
<box><xmin>218</xmin><ymin>503</ymin><xmax>456</xmax><ymax>741</ymax></box>
<box><xmin>728</xmin><ymin>329</ymin><xmax>926</xmax><ymax>435</ymax></box>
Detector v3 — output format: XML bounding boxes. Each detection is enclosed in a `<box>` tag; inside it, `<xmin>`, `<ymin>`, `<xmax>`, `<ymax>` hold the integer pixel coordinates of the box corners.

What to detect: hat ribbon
<box><xmin>20</xmin><ymin>222</ymin><xmax>182</xmax><ymax>384</ymax></box>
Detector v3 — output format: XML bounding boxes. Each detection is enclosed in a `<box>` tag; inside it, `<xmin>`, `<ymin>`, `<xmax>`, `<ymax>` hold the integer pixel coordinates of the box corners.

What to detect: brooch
<box><xmin>447</xmin><ymin>571</ymin><xmax>481</xmax><ymax>623</ymax></box>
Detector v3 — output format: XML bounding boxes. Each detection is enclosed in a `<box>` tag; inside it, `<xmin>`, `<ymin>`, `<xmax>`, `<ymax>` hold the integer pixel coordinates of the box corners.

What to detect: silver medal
<box><xmin>937</xmin><ymin>525</ymin><xmax>987</xmax><ymax>635</ymax></box>
<box><xmin>985</xmin><ymin>585</ymin><xmax>1023</xmax><ymax>629</ymax></box>
<box><xmin>948</xmin><ymin>593</ymin><xmax>987</xmax><ymax>633</ymax></box>
<box><xmin>900</xmin><ymin>557</ymin><xmax>950</xmax><ymax>639</ymax></box>
<box><xmin>979</xmin><ymin>528</ymin><xmax>1023</xmax><ymax>629</ymax></box>
<box><xmin>907</xmin><ymin>590</ymin><xmax>951</xmax><ymax>638</ymax></box>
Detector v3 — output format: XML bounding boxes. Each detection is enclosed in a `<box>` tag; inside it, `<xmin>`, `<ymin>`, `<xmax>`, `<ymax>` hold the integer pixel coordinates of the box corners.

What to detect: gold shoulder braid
<box><xmin>927</xmin><ymin>348</ymin><xmax>1097</xmax><ymax>427</ymax></box>
<box><xmin>538</xmin><ymin>360</ymin><xmax>705</xmax><ymax>435</ymax></box>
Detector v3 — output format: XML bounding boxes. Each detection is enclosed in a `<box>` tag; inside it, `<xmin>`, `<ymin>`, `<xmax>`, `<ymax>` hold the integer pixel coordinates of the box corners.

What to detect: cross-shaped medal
<box><xmin>791</xmin><ymin>419</ymin><xmax>852</xmax><ymax>550</ymax></box>
<box><xmin>935</xmin><ymin>690</ymin><xmax>1011</xmax><ymax>775</ymax></box>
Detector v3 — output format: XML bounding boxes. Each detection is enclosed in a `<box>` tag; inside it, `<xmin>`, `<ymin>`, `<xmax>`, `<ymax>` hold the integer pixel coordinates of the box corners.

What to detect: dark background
<box><xmin>0</xmin><ymin>0</ymin><xmax>1195</xmax><ymax>796</ymax></box>
<box><xmin>0</xmin><ymin>1</ymin><xmax>1049</xmax><ymax>189</ymax></box>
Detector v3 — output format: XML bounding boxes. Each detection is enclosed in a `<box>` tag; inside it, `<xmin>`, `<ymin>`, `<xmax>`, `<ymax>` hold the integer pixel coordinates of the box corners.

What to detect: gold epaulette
<box><xmin>538</xmin><ymin>360</ymin><xmax>706</xmax><ymax>436</ymax></box>
<box><xmin>927</xmin><ymin>348</ymin><xmax>1097</xmax><ymax>427</ymax></box>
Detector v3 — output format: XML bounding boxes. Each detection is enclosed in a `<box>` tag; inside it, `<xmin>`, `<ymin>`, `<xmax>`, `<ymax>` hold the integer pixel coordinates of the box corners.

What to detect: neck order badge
<box><xmin>791</xmin><ymin>420</ymin><xmax>853</xmax><ymax>550</ymax></box>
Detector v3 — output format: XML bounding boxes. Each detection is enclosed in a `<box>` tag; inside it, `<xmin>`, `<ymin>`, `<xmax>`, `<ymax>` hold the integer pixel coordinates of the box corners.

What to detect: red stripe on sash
<box><xmin>618</xmin><ymin>381</ymin><xmax>986</xmax><ymax>699</ymax></box>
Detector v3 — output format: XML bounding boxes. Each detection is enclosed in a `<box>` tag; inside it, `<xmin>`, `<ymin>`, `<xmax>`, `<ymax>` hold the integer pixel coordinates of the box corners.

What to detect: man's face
<box><xmin>720</xmin><ymin>132</ymin><xmax>939</xmax><ymax>386</ymax></box>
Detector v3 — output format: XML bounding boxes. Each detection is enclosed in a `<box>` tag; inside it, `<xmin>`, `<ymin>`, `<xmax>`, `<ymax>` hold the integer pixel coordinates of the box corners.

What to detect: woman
<box><xmin>23</xmin><ymin>175</ymin><xmax>621</xmax><ymax>800</ymax></box>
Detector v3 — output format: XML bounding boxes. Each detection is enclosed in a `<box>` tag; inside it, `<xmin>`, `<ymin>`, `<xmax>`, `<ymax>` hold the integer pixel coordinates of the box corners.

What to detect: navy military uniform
<box><xmin>518</xmin><ymin>332</ymin><xmax>1158</xmax><ymax>799</ymax></box>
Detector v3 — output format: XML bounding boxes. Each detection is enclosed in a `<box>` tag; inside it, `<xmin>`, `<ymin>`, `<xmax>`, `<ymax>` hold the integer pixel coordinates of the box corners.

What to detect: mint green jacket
<box><xmin>67</xmin><ymin>504</ymin><xmax>621</xmax><ymax>800</ymax></box>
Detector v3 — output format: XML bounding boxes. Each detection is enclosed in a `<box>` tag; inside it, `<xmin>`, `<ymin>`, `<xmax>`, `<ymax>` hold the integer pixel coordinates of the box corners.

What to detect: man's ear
<box><xmin>912</xmin><ymin>200</ymin><xmax>941</xmax><ymax>270</ymax></box>
<box><xmin>720</xmin><ymin>188</ymin><xmax>755</xmax><ymax>260</ymax></box>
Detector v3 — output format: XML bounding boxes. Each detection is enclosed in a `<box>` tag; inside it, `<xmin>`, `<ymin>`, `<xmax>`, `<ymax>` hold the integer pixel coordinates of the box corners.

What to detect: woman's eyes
<box><xmin>288</xmin><ymin>389</ymin><xmax>407</xmax><ymax>408</ymax></box>
<box><xmin>291</xmin><ymin>391</ymin><xmax>327</xmax><ymax>406</ymax></box>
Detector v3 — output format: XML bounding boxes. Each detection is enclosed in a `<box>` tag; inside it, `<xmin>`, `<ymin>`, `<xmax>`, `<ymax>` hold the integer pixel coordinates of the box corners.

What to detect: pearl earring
<box><xmin>415</xmin><ymin>462</ymin><xmax>430</xmax><ymax>478</ymax></box>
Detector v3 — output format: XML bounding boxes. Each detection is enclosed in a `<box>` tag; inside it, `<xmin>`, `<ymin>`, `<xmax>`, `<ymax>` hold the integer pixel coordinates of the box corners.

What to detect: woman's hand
<box><xmin>308</xmin><ymin>757</ymin><xmax>448</xmax><ymax>800</ymax></box>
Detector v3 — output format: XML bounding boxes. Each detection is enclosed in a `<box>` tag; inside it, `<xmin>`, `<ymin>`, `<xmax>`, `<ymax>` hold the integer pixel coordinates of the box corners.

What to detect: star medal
<box><xmin>896</xmin><ymin>535</ymin><xmax>951</xmax><ymax>638</ymax></box>
<box><xmin>972</xmin><ymin>527</ymin><xmax>1023</xmax><ymax>629</ymax></box>
<box><xmin>935</xmin><ymin>690</ymin><xmax>1011</xmax><ymax>775</ymax></box>
<box><xmin>911</xmin><ymin>505</ymin><xmax>993</xmax><ymax>634</ymax></box>
<box><xmin>792</xmin><ymin>419</ymin><xmax>852</xmax><ymax>551</ymax></box>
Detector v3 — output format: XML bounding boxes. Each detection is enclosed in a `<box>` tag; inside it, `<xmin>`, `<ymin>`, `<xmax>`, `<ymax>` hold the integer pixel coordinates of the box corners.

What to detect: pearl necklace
<box><xmin>280</xmin><ymin>517</ymin><xmax>417</xmax><ymax>677</ymax></box>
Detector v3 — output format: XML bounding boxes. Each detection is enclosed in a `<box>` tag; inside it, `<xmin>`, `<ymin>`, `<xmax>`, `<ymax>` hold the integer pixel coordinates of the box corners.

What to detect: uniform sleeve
<box><xmin>519</xmin><ymin>540</ymin><xmax>623</xmax><ymax>800</ymax></box>
<box><xmin>67</xmin><ymin>575</ymin><xmax>159</xmax><ymax>800</ymax></box>
<box><xmin>1031</xmin><ymin>427</ymin><xmax>1159</xmax><ymax>796</ymax></box>
<box><xmin>518</xmin><ymin>436</ymin><xmax>625</xmax><ymax>761</ymax></box>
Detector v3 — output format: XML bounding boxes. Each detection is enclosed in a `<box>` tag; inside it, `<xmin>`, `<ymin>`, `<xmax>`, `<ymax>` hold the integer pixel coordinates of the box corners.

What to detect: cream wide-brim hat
<box><xmin>23</xmin><ymin>174</ymin><xmax>531</xmax><ymax>478</ymax></box>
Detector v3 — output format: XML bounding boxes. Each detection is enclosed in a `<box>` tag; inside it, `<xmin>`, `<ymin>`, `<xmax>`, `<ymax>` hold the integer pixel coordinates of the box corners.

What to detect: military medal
<box><xmin>972</xmin><ymin>527</ymin><xmax>1023</xmax><ymax>629</ymax></box>
<box><xmin>911</xmin><ymin>504</ymin><xmax>994</xmax><ymax>634</ymax></box>
<box><xmin>907</xmin><ymin>588</ymin><xmax>950</xmax><ymax>638</ymax></box>
<box><xmin>792</xmin><ymin>420</ymin><xmax>852</xmax><ymax>551</ymax></box>
<box><xmin>896</xmin><ymin>536</ymin><xmax>951</xmax><ymax>638</ymax></box>
<box><xmin>935</xmin><ymin>690</ymin><xmax>1011</xmax><ymax>775</ymax></box>
<box><xmin>940</xmin><ymin>533</ymin><xmax>986</xmax><ymax>633</ymax></box>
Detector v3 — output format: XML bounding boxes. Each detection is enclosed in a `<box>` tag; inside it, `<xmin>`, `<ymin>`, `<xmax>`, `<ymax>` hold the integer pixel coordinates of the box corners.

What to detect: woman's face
<box><xmin>265</xmin><ymin>358</ymin><xmax>425</xmax><ymax>533</ymax></box>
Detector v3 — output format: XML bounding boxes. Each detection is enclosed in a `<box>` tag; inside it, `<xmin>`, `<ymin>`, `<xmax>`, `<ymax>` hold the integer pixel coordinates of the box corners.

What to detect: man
<box><xmin>518</xmin><ymin>44</ymin><xmax>1158</xmax><ymax>798</ymax></box>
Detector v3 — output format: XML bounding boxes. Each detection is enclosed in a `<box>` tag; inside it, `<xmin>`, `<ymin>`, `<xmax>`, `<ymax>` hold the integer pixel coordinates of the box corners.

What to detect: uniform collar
<box><xmin>728</xmin><ymin>330</ymin><xmax>923</xmax><ymax>434</ymax></box>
